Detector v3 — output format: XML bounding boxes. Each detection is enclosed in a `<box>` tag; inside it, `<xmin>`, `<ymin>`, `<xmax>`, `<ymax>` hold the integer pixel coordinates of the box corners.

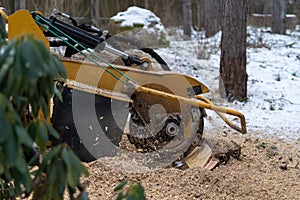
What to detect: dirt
<box><xmin>83</xmin><ymin>129</ymin><xmax>300</xmax><ymax>200</ymax></box>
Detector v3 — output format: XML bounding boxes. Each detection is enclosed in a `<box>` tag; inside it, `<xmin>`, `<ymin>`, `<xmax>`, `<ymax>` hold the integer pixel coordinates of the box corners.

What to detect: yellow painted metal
<box><xmin>62</xmin><ymin>59</ymin><xmax>246</xmax><ymax>134</ymax></box>
<box><xmin>0</xmin><ymin>9</ymin><xmax>8</xmax><ymax>20</ymax></box>
<box><xmin>7</xmin><ymin>10</ymin><xmax>49</xmax><ymax>48</ymax></box>
<box><xmin>195</xmin><ymin>95</ymin><xmax>247</xmax><ymax>134</ymax></box>
<box><xmin>0</xmin><ymin>9</ymin><xmax>7</xmax><ymax>29</ymax></box>
<box><xmin>132</xmin><ymin>83</ymin><xmax>247</xmax><ymax>134</ymax></box>
<box><xmin>61</xmin><ymin>59</ymin><xmax>209</xmax><ymax>96</ymax></box>
<box><xmin>140</xmin><ymin>57</ymin><xmax>154</xmax><ymax>71</ymax></box>
<box><xmin>62</xmin><ymin>80</ymin><xmax>133</xmax><ymax>103</ymax></box>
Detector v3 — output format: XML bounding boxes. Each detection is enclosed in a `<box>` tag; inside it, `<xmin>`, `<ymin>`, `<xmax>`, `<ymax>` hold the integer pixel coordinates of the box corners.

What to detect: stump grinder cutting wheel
<box><xmin>127</xmin><ymin>86</ymin><xmax>205</xmax><ymax>155</ymax></box>
<box><xmin>3</xmin><ymin>9</ymin><xmax>247</xmax><ymax>169</ymax></box>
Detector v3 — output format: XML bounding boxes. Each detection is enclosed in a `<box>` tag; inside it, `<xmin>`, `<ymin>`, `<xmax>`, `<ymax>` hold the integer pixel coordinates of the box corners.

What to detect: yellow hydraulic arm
<box><xmin>133</xmin><ymin>83</ymin><xmax>247</xmax><ymax>134</ymax></box>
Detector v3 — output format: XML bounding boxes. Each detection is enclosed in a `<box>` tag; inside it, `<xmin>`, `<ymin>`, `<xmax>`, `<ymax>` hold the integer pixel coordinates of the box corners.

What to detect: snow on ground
<box><xmin>241</xmin><ymin>28</ymin><xmax>300</xmax><ymax>141</ymax></box>
<box><xmin>157</xmin><ymin>27</ymin><xmax>300</xmax><ymax>142</ymax></box>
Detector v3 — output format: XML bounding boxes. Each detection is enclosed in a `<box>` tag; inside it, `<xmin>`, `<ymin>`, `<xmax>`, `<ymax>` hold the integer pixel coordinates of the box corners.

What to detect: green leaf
<box><xmin>61</xmin><ymin>147</ymin><xmax>88</xmax><ymax>188</ymax></box>
<box><xmin>47</xmin><ymin>160</ymin><xmax>62</xmax><ymax>199</ymax></box>
<box><xmin>0</xmin><ymin>98</ymin><xmax>10</xmax><ymax>143</ymax></box>
<box><xmin>56</xmin><ymin>161</ymin><xmax>67</xmax><ymax>196</ymax></box>
<box><xmin>12</xmin><ymin>46</ymin><xmax>24</xmax><ymax>77</ymax></box>
<box><xmin>135</xmin><ymin>183</ymin><xmax>146</xmax><ymax>200</ymax></box>
<box><xmin>40</xmin><ymin>97</ymin><xmax>49</xmax><ymax>119</ymax></box>
<box><xmin>116</xmin><ymin>192</ymin><xmax>124</xmax><ymax>200</ymax></box>
<box><xmin>61</xmin><ymin>148</ymin><xmax>76</xmax><ymax>187</ymax></box>
<box><xmin>42</xmin><ymin>145</ymin><xmax>61</xmax><ymax>166</ymax></box>
<box><xmin>15</xmin><ymin>125</ymin><xmax>33</xmax><ymax>147</ymax></box>
<box><xmin>0</xmin><ymin>162</ymin><xmax>4</xmax><ymax>174</ymax></box>
<box><xmin>47</xmin><ymin>159</ymin><xmax>59</xmax><ymax>184</ymax></box>
<box><xmin>0</xmin><ymin>35</ymin><xmax>88</xmax><ymax>199</ymax></box>
<box><xmin>3</xmin><ymin>129</ymin><xmax>18</xmax><ymax>166</ymax></box>
<box><xmin>52</xmin><ymin>55</ymin><xmax>66</xmax><ymax>78</ymax></box>
<box><xmin>114</xmin><ymin>180</ymin><xmax>128</xmax><ymax>192</ymax></box>
<box><xmin>68</xmin><ymin>148</ymin><xmax>88</xmax><ymax>176</ymax></box>
<box><xmin>126</xmin><ymin>182</ymin><xmax>146</xmax><ymax>200</ymax></box>
<box><xmin>27</xmin><ymin>121</ymin><xmax>38</xmax><ymax>141</ymax></box>
<box><xmin>0</xmin><ymin>47</ymin><xmax>15</xmax><ymax>84</ymax></box>
<box><xmin>20</xmin><ymin>40</ymin><xmax>43</xmax><ymax>79</ymax></box>
<box><xmin>45</xmin><ymin>123</ymin><xmax>59</xmax><ymax>139</ymax></box>
<box><xmin>37</xmin><ymin>122</ymin><xmax>49</xmax><ymax>151</ymax></box>
<box><xmin>12</xmin><ymin>169</ymin><xmax>22</xmax><ymax>195</ymax></box>
<box><xmin>14</xmin><ymin>158</ymin><xmax>32</xmax><ymax>193</ymax></box>
<box><xmin>67</xmin><ymin>186</ymin><xmax>75</xmax><ymax>200</ymax></box>
<box><xmin>15</xmin><ymin>157</ymin><xmax>28</xmax><ymax>174</ymax></box>
<box><xmin>80</xmin><ymin>161</ymin><xmax>89</xmax><ymax>176</ymax></box>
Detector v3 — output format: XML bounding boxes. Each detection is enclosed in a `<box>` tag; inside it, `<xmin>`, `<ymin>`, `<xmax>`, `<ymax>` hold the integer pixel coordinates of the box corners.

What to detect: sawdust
<box><xmin>83</xmin><ymin>130</ymin><xmax>300</xmax><ymax>200</ymax></box>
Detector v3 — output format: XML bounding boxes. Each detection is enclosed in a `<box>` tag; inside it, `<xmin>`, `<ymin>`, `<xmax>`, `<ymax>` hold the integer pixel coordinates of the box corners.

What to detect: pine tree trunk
<box><xmin>204</xmin><ymin>0</ymin><xmax>222</xmax><ymax>37</ymax></box>
<box><xmin>220</xmin><ymin>0</ymin><xmax>248</xmax><ymax>101</ymax></box>
<box><xmin>295</xmin><ymin>0</ymin><xmax>300</xmax><ymax>25</ymax></box>
<box><xmin>182</xmin><ymin>0</ymin><xmax>192</xmax><ymax>37</ymax></box>
<box><xmin>272</xmin><ymin>0</ymin><xmax>286</xmax><ymax>34</ymax></box>
<box><xmin>198</xmin><ymin>0</ymin><xmax>222</xmax><ymax>37</ymax></box>
<box><xmin>19</xmin><ymin>0</ymin><xmax>26</xmax><ymax>9</ymax></box>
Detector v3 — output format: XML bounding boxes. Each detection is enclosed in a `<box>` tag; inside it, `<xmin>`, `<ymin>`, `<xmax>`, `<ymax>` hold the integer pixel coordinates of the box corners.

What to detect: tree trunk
<box><xmin>182</xmin><ymin>0</ymin><xmax>192</xmax><ymax>38</ymax></box>
<box><xmin>220</xmin><ymin>0</ymin><xmax>248</xmax><ymax>101</ymax></box>
<box><xmin>198</xmin><ymin>0</ymin><xmax>222</xmax><ymax>37</ymax></box>
<box><xmin>19</xmin><ymin>0</ymin><xmax>26</xmax><ymax>9</ymax></box>
<box><xmin>294</xmin><ymin>0</ymin><xmax>300</xmax><ymax>25</ymax></box>
<box><xmin>205</xmin><ymin>0</ymin><xmax>222</xmax><ymax>37</ymax></box>
<box><xmin>191</xmin><ymin>0</ymin><xmax>200</xmax><ymax>30</ymax></box>
<box><xmin>272</xmin><ymin>0</ymin><xmax>286</xmax><ymax>34</ymax></box>
<box><xmin>8</xmin><ymin>0</ymin><xmax>15</xmax><ymax>13</ymax></box>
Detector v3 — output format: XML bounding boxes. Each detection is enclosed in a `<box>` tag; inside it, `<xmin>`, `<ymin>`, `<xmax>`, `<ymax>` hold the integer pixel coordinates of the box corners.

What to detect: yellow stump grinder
<box><xmin>1</xmin><ymin>9</ymin><xmax>247</xmax><ymax>169</ymax></box>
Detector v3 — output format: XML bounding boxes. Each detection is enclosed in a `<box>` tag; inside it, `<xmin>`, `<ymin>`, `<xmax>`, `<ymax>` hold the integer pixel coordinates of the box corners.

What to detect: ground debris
<box><xmin>85</xmin><ymin>132</ymin><xmax>300</xmax><ymax>199</ymax></box>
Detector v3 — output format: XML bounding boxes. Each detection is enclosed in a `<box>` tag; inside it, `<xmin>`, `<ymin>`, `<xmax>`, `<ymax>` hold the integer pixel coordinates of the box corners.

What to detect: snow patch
<box><xmin>111</xmin><ymin>6</ymin><xmax>164</xmax><ymax>32</ymax></box>
<box><xmin>111</xmin><ymin>6</ymin><xmax>169</xmax><ymax>47</ymax></box>
<box><xmin>157</xmin><ymin>26</ymin><xmax>300</xmax><ymax>142</ymax></box>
